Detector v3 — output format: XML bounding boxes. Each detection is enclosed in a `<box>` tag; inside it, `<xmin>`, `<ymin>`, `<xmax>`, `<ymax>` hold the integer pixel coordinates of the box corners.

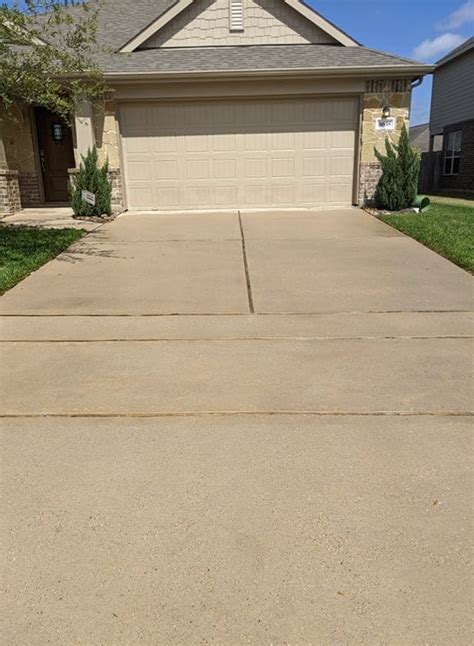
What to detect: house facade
<box><xmin>0</xmin><ymin>0</ymin><xmax>431</xmax><ymax>215</ymax></box>
<box><xmin>428</xmin><ymin>37</ymin><xmax>474</xmax><ymax>197</ymax></box>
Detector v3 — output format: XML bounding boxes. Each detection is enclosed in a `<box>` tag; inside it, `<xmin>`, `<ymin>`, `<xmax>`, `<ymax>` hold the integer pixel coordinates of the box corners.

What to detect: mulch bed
<box><xmin>363</xmin><ymin>206</ymin><xmax>418</xmax><ymax>217</ymax></box>
<box><xmin>72</xmin><ymin>212</ymin><xmax>120</xmax><ymax>223</ymax></box>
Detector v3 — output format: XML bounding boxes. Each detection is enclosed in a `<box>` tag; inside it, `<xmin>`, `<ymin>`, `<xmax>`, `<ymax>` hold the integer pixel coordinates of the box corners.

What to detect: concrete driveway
<box><xmin>1</xmin><ymin>208</ymin><xmax>472</xmax><ymax>644</ymax></box>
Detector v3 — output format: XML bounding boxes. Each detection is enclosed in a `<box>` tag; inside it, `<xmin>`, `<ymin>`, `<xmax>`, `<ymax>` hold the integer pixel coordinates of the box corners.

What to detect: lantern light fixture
<box><xmin>51</xmin><ymin>122</ymin><xmax>63</xmax><ymax>142</ymax></box>
<box><xmin>381</xmin><ymin>106</ymin><xmax>391</xmax><ymax>119</ymax></box>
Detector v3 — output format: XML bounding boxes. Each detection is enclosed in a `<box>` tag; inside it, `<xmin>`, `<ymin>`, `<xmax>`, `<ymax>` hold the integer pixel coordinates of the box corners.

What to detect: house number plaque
<box><xmin>375</xmin><ymin>117</ymin><xmax>396</xmax><ymax>131</ymax></box>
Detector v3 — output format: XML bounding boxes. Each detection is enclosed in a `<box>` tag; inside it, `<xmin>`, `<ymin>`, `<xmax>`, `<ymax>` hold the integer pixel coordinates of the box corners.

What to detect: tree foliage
<box><xmin>374</xmin><ymin>124</ymin><xmax>420</xmax><ymax>211</ymax></box>
<box><xmin>0</xmin><ymin>1</ymin><xmax>107</xmax><ymax>120</ymax></box>
<box><xmin>70</xmin><ymin>145</ymin><xmax>112</xmax><ymax>216</ymax></box>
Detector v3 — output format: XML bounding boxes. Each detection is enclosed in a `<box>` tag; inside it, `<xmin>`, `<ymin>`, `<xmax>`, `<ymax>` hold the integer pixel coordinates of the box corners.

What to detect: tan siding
<box><xmin>430</xmin><ymin>50</ymin><xmax>474</xmax><ymax>134</ymax></box>
<box><xmin>141</xmin><ymin>0</ymin><xmax>337</xmax><ymax>48</ymax></box>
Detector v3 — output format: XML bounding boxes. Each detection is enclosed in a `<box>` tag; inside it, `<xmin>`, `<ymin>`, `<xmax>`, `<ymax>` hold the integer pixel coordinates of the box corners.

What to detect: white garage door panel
<box><xmin>120</xmin><ymin>97</ymin><xmax>358</xmax><ymax>210</ymax></box>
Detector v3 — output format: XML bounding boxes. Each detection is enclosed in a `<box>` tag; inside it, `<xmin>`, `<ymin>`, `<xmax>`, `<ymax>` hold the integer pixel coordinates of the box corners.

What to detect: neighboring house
<box><xmin>428</xmin><ymin>37</ymin><xmax>474</xmax><ymax>197</ymax></box>
<box><xmin>409</xmin><ymin>123</ymin><xmax>430</xmax><ymax>153</ymax></box>
<box><xmin>0</xmin><ymin>0</ymin><xmax>432</xmax><ymax>214</ymax></box>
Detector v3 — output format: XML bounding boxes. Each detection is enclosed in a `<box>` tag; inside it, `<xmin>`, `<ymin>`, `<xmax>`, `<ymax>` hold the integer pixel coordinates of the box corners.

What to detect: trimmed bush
<box><xmin>70</xmin><ymin>146</ymin><xmax>112</xmax><ymax>217</ymax></box>
<box><xmin>374</xmin><ymin>124</ymin><xmax>420</xmax><ymax>211</ymax></box>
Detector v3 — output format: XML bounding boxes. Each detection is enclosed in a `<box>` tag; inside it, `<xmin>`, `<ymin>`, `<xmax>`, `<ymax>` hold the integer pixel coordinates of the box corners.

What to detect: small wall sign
<box><xmin>375</xmin><ymin>117</ymin><xmax>396</xmax><ymax>132</ymax></box>
<box><xmin>81</xmin><ymin>190</ymin><xmax>96</xmax><ymax>206</ymax></box>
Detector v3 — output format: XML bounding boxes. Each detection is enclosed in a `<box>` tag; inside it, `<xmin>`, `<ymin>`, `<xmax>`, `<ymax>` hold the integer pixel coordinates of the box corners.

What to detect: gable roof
<box><xmin>119</xmin><ymin>0</ymin><xmax>359</xmax><ymax>52</ymax></box>
<box><xmin>30</xmin><ymin>1</ymin><xmax>433</xmax><ymax>80</ymax></box>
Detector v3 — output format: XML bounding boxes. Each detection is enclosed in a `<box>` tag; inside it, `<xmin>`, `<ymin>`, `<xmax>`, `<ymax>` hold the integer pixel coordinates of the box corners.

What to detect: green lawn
<box><xmin>0</xmin><ymin>226</ymin><xmax>85</xmax><ymax>294</ymax></box>
<box><xmin>380</xmin><ymin>201</ymin><xmax>474</xmax><ymax>273</ymax></box>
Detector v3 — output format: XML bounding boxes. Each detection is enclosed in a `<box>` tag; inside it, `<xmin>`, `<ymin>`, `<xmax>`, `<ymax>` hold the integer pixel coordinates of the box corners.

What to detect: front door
<box><xmin>35</xmin><ymin>107</ymin><xmax>75</xmax><ymax>202</ymax></box>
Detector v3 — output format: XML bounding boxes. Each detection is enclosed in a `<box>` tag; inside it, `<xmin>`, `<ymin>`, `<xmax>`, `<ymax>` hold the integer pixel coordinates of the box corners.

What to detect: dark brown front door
<box><xmin>35</xmin><ymin>107</ymin><xmax>75</xmax><ymax>202</ymax></box>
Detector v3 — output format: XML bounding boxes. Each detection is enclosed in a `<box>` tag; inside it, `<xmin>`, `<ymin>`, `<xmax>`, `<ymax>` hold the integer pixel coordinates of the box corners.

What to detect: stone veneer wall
<box><xmin>0</xmin><ymin>169</ymin><xmax>21</xmax><ymax>215</ymax></box>
<box><xmin>93</xmin><ymin>100</ymin><xmax>123</xmax><ymax>210</ymax></box>
<box><xmin>359</xmin><ymin>80</ymin><xmax>411</xmax><ymax>204</ymax></box>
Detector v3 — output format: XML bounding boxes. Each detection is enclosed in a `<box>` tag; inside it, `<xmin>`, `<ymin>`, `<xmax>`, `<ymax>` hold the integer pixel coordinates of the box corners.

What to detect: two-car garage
<box><xmin>119</xmin><ymin>95</ymin><xmax>359</xmax><ymax>210</ymax></box>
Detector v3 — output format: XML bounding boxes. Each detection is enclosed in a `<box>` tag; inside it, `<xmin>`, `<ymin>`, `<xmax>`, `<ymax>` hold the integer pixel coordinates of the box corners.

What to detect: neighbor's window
<box><xmin>444</xmin><ymin>131</ymin><xmax>462</xmax><ymax>175</ymax></box>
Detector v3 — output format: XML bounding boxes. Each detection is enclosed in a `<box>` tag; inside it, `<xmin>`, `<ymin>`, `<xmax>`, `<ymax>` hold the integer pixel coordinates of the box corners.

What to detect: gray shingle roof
<box><xmin>96</xmin><ymin>44</ymin><xmax>429</xmax><ymax>76</ymax></box>
<box><xmin>94</xmin><ymin>0</ymin><xmax>178</xmax><ymax>50</ymax></box>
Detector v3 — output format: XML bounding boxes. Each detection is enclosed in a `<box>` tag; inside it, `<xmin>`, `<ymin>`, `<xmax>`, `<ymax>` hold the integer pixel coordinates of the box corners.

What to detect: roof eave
<box><xmin>435</xmin><ymin>37</ymin><xmax>474</xmax><ymax>68</ymax></box>
<box><xmin>102</xmin><ymin>64</ymin><xmax>435</xmax><ymax>82</ymax></box>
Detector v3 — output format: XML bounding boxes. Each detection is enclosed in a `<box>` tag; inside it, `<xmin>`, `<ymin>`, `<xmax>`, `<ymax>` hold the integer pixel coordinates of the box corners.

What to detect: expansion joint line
<box><xmin>238</xmin><ymin>210</ymin><xmax>254</xmax><ymax>314</ymax></box>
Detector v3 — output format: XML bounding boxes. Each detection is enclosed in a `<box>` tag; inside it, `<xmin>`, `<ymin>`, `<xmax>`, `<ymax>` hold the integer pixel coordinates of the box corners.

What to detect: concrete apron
<box><xmin>1</xmin><ymin>209</ymin><xmax>473</xmax><ymax>644</ymax></box>
<box><xmin>2</xmin><ymin>415</ymin><xmax>471</xmax><ymax>645</ymax></box>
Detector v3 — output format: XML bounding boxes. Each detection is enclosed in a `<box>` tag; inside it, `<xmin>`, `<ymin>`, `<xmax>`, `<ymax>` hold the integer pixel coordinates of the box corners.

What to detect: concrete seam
<box><xmin>0</xmin><ymin>411</ymin><xmax>472</xmax><ymax>418</ymax></box>
<box><xmin>0</xmin><ymin>336</ymin><xmax>472</xmax><ymax>343</ymax></box>
<box><xmin>238</xmin><ymin>210</ymin><xmax>255</xmax><ymax>314</ymax></box>
<box><xmin>1</xmin><ymin>310</ymin><xmax>471</xmax><ymax>318</ymax></box>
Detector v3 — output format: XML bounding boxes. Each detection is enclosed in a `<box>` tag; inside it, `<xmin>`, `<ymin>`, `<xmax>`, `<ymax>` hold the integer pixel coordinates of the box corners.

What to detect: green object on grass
<box><xmin>413</xmin><ymin>195</ymin><xmax>430</xmax><ymax>212</ymax></box>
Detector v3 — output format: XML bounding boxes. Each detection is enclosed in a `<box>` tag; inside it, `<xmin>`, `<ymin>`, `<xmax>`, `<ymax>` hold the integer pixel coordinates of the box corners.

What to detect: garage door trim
<box><xmin>118</xmin><ymin>94</ymin><xmax>361</xmax><ymax>211</ymax></box>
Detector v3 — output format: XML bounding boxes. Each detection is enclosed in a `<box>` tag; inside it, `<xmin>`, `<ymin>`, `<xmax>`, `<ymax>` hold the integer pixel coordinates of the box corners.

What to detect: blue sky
<box><xmin>308</xmin><ymin>0</ymin><xmax>474</xmax><ymax>125</ymax></box>
<box><xmin>7</xmin><ymin>0</ymin><xmax>474</xmax><ymax>125</ymax></box>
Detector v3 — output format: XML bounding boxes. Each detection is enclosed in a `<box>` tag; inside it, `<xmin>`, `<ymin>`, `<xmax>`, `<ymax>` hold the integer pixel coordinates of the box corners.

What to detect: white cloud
<box><xmin>437</xmin><ymin>1</ymin><xmax>474</xmax><ymax>30</ymax></box>
<box><xmin>413</xmin><ymin>33</ymin><xmax>466</xmax><ymax>61</ymax></box>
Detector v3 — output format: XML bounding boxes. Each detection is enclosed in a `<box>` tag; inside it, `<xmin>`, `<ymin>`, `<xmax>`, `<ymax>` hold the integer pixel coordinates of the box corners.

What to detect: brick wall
<box><xmin>359</xmin><ymin>162</ymin><xmax>382</xmax><ymax>205</ymax></box>
<box><xmin>18</xmin><ymin>171</ymin><xmax>41</xmax><ymax>207</ymax></box>
<box><xmin>439</xmin><ymin>119</ymin><xmax>474</xmax><ymax>196</ymax></box>
<box><xmin>108</xmin><ymin>168</ymin><xmax>123</xmax><ymax>211</ymax></box>
<box><xmin>0</xmin><ymin>169</ymin><xmax>21</xmax><ymax>215</ymax></box>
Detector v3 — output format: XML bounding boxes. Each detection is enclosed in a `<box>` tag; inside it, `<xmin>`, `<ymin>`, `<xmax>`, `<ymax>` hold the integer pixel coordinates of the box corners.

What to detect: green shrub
<box><xmin>70</xmin><ymin>146</ymin><xmax>112</xmax><ymax>217</ymax></box>
<box><xmin>374</xmin><ymin>124</ymin><xmax>420</xmax><ymax>211</ymax></box>
<box><xmin>396</xmin><ymin>124</ymin><xmax>420</xmax><ymax>207</ymax></box>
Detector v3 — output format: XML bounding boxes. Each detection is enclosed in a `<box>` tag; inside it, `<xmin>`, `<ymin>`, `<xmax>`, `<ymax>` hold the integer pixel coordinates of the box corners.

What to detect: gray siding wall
<box><xmin>430</xmin><ymin>50</ymin><xmax>474</xmax><ymax>134</ymax></box>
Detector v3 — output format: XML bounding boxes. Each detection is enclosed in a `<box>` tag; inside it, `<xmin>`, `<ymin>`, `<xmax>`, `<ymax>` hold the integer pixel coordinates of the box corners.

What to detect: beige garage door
<box><xmin>120</xmin><ymin>97</ymin><xmax>358</xmax><ymax>210</ymax></box>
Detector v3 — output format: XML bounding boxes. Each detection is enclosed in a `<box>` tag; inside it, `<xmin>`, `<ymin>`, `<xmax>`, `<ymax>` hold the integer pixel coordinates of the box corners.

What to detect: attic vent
<box><xmin>229</xmin><ymin>0</ymin><xmax>244</xmax><ymax>31</ymax></box>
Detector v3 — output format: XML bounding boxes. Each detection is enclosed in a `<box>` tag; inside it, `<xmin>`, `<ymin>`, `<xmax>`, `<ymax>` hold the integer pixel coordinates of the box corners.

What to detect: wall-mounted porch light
<box><xmin>51</xmin><ymin>122</ymin><xmax>63</xmax><ymax>142</ymax></box>
<box><xmin>381</xmin><ymin>105</ymin><xmax>391</xmax><ymax>119</ymax></box>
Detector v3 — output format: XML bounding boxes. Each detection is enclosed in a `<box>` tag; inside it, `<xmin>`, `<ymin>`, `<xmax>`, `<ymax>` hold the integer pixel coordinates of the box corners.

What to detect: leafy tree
<box><xmin>70</xmin><ymin>145</ymin><xmax>112</xmax><ymax>216</ymax></box>
<box><xmin>0</xmin><ymin>1</ymin><xmax>106</xmax><ymax>120</ymax></box>
<box><xmin>374</xmin><ymin>124</ymin><xmax>420</xmax><ymax>211</ymax></box>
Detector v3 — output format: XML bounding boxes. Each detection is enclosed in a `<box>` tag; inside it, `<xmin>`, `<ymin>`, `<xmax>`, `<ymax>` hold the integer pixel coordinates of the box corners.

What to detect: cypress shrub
<box><xmin>374</xmin><ymin>124</ymin><xmax>420</xmax><ymax>211</ymax></box>
<box><xmin>70</xmin><ymin>146</ymin><xmax>112</xmax><ymax>217</ymax></box>
<box><xmin>396</xmin><ymin>124</ymin><xmax>420</xmax><ymax>207</ymax></box>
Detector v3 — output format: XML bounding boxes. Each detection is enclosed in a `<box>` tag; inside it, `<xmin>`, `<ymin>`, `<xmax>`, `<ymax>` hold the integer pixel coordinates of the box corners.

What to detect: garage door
<box><xmin>120</xmin><ymin>97</ymin><xmax>358</xmax><ymax>210</ymax></box>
